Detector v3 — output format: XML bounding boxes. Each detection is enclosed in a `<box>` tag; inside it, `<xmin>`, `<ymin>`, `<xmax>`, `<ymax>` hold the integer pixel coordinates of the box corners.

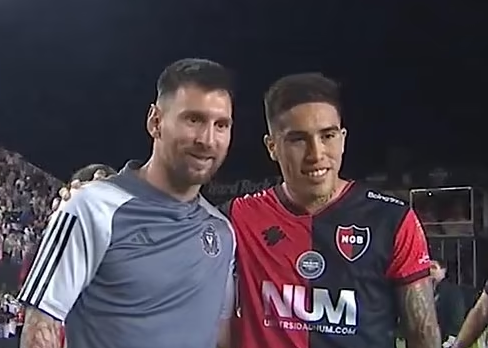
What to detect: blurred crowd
<box><xmin>0</xmin><ymin>147</ymin><xmax>62</xmax><ymax>338</ymax></box>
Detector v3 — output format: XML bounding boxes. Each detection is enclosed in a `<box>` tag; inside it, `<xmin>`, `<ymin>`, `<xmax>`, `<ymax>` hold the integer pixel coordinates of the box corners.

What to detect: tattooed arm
<box><xmin>452</xmin><ymin>291</ymin><xmax>488</xmax><ymax>348</ymax></box>
<box><xmin>384</xmin><ymin>210</ymin><xmax>441</xmax><ymax>347</ymax></box>
<box><xmin>397</xmin><ymin>277</ymin><xmax>441</xmax><ymax>348</ymax></box>
<box><xmin>20</xmin><ymin>307</ymin><xmax>63</xmax><ymax>348</ymax></box>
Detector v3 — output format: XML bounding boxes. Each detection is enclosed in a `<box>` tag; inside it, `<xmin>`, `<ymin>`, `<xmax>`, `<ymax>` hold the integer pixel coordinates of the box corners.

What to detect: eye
<box><xmin>187</xmin><ymin>114</ymin><xmax>201</xmax><ymax>124</ymax></box>
<box><xmin>286</xmin><ymin>135</ymin><xmax>305</xmax><ymax>143</ymax></box>
<box><xmin>215</xmin><ymin>120</ymin><xmax>231</xmax><ymax>130</ymax></box>
<box><xmin>322</xmin><ymin>132</ymin><xmax>337</xmax><ymax>141</ymax></box>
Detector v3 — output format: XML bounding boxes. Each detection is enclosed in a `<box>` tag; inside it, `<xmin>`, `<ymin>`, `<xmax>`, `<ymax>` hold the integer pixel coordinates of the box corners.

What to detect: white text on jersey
<box><xmin>261</xmin><ymin>281</ymin><xmax>357</xmax><ymax>335</ymax></box>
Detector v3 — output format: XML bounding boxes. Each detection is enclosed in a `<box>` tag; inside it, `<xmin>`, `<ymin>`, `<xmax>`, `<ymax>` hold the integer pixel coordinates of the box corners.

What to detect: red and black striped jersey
<box><xmin>222</xmin><ymin>181</ymin><xmax>431</xmax><ymax>348</ymax></box>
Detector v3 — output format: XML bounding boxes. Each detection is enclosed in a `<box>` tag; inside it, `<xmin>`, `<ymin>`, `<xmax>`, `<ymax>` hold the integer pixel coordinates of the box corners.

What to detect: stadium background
<box><xmin>1</xmin><ymin>0</ymin><xmax>488</xmax><ymax>346</ymax></box>
<box><xmin>1</xmin><ymin>146</ymin><xmax>488</xmax><ymax>347</ymax></box>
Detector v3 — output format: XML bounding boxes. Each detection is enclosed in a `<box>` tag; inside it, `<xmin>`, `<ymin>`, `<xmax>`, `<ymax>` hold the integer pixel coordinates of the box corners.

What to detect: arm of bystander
<box><xmin>452</xmin><ymin>290</ymin><xmax>488</xmax><ymax>348</ymax></box>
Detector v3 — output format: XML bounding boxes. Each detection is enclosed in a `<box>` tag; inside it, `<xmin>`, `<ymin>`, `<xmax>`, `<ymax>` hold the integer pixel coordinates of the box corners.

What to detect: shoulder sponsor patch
<box><xmin>366</xmin><ymin>191</ymin><xmax>405</xmax><ymax>206</ymax></box>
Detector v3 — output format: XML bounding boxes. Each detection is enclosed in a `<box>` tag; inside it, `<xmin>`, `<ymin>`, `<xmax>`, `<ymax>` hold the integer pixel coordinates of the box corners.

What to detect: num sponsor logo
<box><xmin>203</xmin><ymin>176</ymin><xmax>282</xmax><ymax>198</ymax></box>
<box><xmin>261</xmin><ymin>281</ymin><xmax>357</xmax><ymax>335</ymax></box>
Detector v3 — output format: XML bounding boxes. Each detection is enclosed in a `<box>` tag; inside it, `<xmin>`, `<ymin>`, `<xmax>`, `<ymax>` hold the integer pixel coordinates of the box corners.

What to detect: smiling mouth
<box><xmin>303</xmin><ymin>168</ymin><xmax>329</xmax><ymax>178</ymax></box>
<box><xmin>187</xmin><ymin>153</ymin><xmax>213</xmax><ymax>163</ymax></box>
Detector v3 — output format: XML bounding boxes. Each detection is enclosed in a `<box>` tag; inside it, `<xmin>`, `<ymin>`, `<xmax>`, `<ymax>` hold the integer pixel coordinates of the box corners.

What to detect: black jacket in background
<box><xmin>435</xmin><ymin>279</ymin><xmax>465</xmax><ymax>341</ymax></box>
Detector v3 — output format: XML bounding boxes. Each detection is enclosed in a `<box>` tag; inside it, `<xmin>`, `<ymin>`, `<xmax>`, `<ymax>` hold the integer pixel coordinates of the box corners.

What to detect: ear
<box><xmin>340</xmin><ymin>127</ymin><xmax>348</xmax><ymax>153</ymax></box>
<box><xmin>146</xmin><ymin>104</ymin><xmax>161</xmax><ymax>139</ymax></box>
<box><xmin>263</xmin><ymin>134</ymin><xmax>277</xmax><ymax>162</ymax></box>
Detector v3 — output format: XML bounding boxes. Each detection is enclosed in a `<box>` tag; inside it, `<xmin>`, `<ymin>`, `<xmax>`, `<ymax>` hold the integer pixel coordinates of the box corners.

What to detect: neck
<box><xmin>138</xmin><ymin>155</ymin><xmax>201</xmax><ymax>202</ymax></box>
<box><xmin>283</xmin><ymin>178</ymin><xmax>348</xmax><ymax>214</ymax></box>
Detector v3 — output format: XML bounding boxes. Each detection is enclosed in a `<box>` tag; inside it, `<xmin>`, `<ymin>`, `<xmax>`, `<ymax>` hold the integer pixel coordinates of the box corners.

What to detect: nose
<box><xmin>195</xmin><ymin>124</ymin><xmax>216</xmax><ymax>148</ymax></box>
<box><xmin>305</xmin><ymin>137</ymin><xmax>324</xmax><ymax>163</ymax></box>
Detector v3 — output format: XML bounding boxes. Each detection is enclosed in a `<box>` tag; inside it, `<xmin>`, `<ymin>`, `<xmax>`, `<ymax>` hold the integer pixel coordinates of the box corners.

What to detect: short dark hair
<box><xmin>156</xmin><ymin>58</ymin><xmax>233</xmax><ymax>100</ymax></box>
<box><xmin>264</xmin><ymin>73</ymin><xmax>341</xmax><ymax>129</ymax></box>
<box><xmin>71</xmin><ymin>164</ymin><xmax>117</xmax><ymax>182</ymax></box>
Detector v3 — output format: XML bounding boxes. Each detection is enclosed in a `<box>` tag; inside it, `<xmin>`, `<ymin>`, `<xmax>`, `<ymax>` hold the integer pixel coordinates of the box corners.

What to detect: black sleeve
<box><xmin>484</xmin><ymin>280</ymin><xmax>488</xmax><ymax>294</ymax></box>
<box><xmin>445</xmin><ymin>285</ymin><xmax>465</xmax><ymax>336</ymax></box>
<box><xmin>217</xmin><ymin>198</ymin><xmax>235</xmax><ymax>219</ymax></box>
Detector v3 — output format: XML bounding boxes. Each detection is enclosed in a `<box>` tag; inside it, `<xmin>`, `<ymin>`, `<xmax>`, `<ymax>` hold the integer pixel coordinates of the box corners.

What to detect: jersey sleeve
<box><xmin>17</xmin><ymin>194</ymin><xmax>111</xmax><ymax>321</ymax></box>
<box><xmin>385</xmin><ymin>209</ymin><xmax>431</xmax><ymax>284</ymax></box>
<box><xmin>219</xmin><ymin>256</ymin><xmax>236</xmax><ymax>320</ymax></box>
<box><xmin>215</xmin><ymin>198</ymin><xmax>237</xmax><ymax>319</ymax></box>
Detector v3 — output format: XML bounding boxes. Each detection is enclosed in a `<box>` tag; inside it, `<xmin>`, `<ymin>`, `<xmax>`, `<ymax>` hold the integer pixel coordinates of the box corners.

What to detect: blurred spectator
<box><xmin>70</xmin><ymin>163</ymin><xmax>117</xmax><ymax>182</ymax></box>
<box><xmin>431</xmin><ymin>259</ymin><xmax>466</xmax><ymax>342</ymax></box>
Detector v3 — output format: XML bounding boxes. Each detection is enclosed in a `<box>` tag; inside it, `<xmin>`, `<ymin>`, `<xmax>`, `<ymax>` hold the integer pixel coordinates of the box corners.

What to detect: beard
<box><xmin>169</xmin><ymin>153</ymin><xmax>224</xmax><ymax>187</ymax></box>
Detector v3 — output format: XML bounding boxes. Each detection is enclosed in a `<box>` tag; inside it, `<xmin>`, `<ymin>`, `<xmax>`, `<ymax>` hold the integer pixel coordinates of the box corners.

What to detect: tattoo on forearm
<box><xmin>20</xmin><ymin>307</ymin><xmax>62</xmax><ymax>348</ymax></box>
<box><xmin>398</xmin><ymin>278</ymin><xmax>441</xmax><ymax>348</ymax></box>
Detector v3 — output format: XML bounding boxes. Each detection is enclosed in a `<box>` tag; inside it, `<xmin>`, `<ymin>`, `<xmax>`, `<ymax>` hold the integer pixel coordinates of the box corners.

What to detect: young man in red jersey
<box><xmin>57</xmin><ymin>73</ymin><xmax>440</xmax><ymax>348</ymax></box>
<box><xmin>221</xmin><ymin>73</ymin><xmax>440</xmax><ymax>348</ymax></box>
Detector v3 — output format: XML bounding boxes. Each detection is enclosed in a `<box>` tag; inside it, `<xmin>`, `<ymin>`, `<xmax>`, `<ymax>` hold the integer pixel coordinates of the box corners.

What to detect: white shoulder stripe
<box><xmin>18</xmin><ymin>211</ymin><xmax>78</xmax><ymax>306</ymax></box>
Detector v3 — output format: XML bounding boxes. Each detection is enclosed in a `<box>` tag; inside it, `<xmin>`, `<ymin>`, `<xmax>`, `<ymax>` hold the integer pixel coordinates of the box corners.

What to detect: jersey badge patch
<box><xmin>335</xmin><ymin>225</ymin><xmax>371</xmax><ymax>262</ymax></box>
<box><xmin>201</xmin><ymin>224</ymin><xmax>221</xmax><ymax>258</ymax></box>
<box><xmin>295</xmin><ymin>251</ymin><xmax>326</xmax><ymax>279</ymax></box>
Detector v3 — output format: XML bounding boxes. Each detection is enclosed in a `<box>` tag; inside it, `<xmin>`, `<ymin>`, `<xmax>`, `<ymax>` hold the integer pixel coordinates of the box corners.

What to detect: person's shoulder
<box><xmin>199</xmin><ymin>195</ymin><xmax>230</xmax><ymax>222</ymax></box>
<box><xmin>47</xmin><ymin>181</ymin><xmax>137</xmax><ymax>241</ymax></box>
<box><xmin>345</xmin><ymin>183</ymin><xmax>411</xmax><ymax>227</ymax></box>
<box><xmin>231</xmin><ymin>187</ymin><xmax>276</xmax><ymax>209</ymax></box>
<box><xmin>362</xmin><ymin>188</ymin><xmax>407</xmax><ymax>207</ymax></box>
<box><xmin>57</xmin><ymin>180</ymin><xmax>134</xmax><ymax>216</ymax></box>
<box><xmin>354</xmin><ymin>183</ymin><xmax>408</xmax><ymax>210</ymax></box>
<box><xmin>215</xmin><ymin>187</ymin><xmax>276</xmax><ymax>219</ymax></box>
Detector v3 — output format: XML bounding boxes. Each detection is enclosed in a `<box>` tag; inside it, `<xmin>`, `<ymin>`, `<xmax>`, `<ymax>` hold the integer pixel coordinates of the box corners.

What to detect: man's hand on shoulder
<box><xmin>57</xmin><ymin>169</ymin><xmax>111</xmax><ymax>205</ymax></box>
<box><xmin>20</xmin><ymin>307</ymin><xmax>63</xmax><ymax>348</ymax></box>
<box><xmin>397</xmin><ymin>277</ymin><xmax>441</xmax><ymax>348</ymax></box>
